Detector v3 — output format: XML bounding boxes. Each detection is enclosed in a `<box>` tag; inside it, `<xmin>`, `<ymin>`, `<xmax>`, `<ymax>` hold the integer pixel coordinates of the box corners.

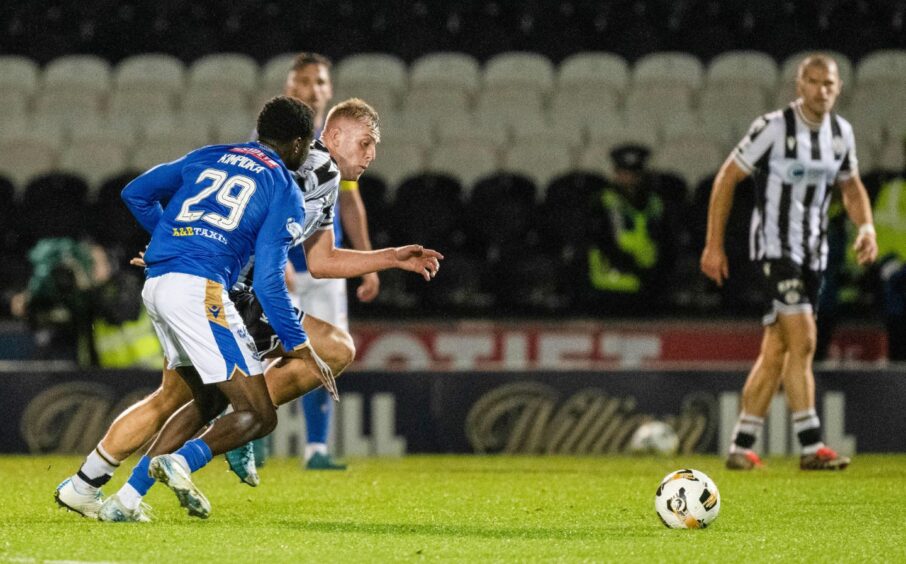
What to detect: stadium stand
<box><xmin>1</xmin><ymin>1</ymin><xmax>904</xmax><ymax>322</ymax></box>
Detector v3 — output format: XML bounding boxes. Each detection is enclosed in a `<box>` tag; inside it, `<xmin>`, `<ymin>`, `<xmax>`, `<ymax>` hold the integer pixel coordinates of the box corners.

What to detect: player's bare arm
<box><xmin>700</xmin><ymin>157</ymin><xmax>749</xmax><ymax>286</ymax></box>
<box><xmin>303</xmin><ymin>227</ymin><xmax>442</xmax><ymax>281</ymax></box>
<box><xmin>837</xmin><ymin>175</ymin><xmax>878</xmax><ymax>266</ymax></box>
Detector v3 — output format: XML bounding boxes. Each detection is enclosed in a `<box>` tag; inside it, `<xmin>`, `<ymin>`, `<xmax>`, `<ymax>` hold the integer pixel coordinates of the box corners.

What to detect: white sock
<box><xmin>729</xmin><ymin>412</ymin><xmax>764</xmax><ymax>453</ymax></box>
<box><xmin>304</xmin><ymin>443</ymin><xmax>328</xmax><ymax>461</ymax></box>
<box><xmin>117</xmin><ymin>483</ymin><xmax>143</xmax><ymax>511</ymax></box>
<box><xmin>793</xmin><ymin>408</ymin><xmax>824</xmax><ymax>455</ymax></box>
<box><xmin>72</xmin><ymin>445</ymin><xmax>120</xmax><ymax>494</ymax></box>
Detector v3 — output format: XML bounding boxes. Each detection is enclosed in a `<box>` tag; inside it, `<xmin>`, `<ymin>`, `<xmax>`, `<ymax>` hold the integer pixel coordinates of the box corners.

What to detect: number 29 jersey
<box><xmin>122</xmin><ymin>141</ymin><xmax>307</xmax><ymax>350</ymax></box>
<box><xmin>124</xmin><ymin>142</ymin><xmax>303</xmax><ymax>288</ymax></box>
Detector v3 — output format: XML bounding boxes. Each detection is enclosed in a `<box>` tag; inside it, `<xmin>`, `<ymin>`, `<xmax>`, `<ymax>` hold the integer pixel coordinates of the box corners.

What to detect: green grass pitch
<box><xmin>1</xmin><ymin>455</ymin><xmax>904</xmax><ymax>562</ymax></box>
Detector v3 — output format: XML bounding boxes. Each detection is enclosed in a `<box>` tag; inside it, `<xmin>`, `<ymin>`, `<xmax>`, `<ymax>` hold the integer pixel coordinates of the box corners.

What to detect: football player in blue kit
<box><xmin>95</xmin><ymin>95</ymin><xmax>319</xmax><ymax>521</ymax></box>
<box><xmin>55</xmin><ymin>97</ymin><xmax>442</xmax><ymax>522</ymax></box>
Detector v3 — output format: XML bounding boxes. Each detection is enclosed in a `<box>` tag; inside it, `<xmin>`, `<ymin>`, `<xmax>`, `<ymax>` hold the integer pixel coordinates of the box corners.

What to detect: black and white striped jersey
<box><xmin>235</xmin><ymin>140</ymin><xmax>339</xmax><ymax>287</ymax></box>
<box><xmin>733</xmin><ymin>100</ymin><xmax>858</xmax><ymax>272</ymax></box>
<box><xmin>292</xmin><ymin>139</ymin><xmax>339</xmax><ymax>241</ymax></box>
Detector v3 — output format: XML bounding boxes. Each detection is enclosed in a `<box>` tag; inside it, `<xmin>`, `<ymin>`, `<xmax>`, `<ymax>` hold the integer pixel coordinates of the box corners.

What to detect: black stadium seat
<box><xmin>390</xmin><ymin>173</ymin><xmax>465</xmax><ymax>250</ymax></box>
<box><xmin>16</xmin><ymin>173</ymin><xmax>90</xmax><ymax>249</ymax></box>
<box><xmin>464</xmin><ymin>173</ymin><xmax>538</xmax><ymax>254</ymax></box>
<box><xmin>356</xmin><ymin>174</ymin><xmax>391</xmax><ymax>248</ymax></box>
<box><xmin>89</xmin><ymin>171</ymin><xmax>146</xmax><ymax>253</ymax></box>
<box><xmin>540</xmin><ymin>172</ymin><xmax>605</xmax><ymax>253</ymax></box>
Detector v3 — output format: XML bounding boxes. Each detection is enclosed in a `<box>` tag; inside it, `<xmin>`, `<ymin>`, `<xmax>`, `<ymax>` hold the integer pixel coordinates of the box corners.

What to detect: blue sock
<box><xmin>126</xmin><ymin>456</ymin><xmax>155</xmax><ymax>495</ymax></box>
<box><xmin>174</xmin><ymin>438</ymin><xmax>213</xmax><ymax>473</ymax></box>
<box><xmin>302</xmin><ymin>387</ymin><xmax>331</xmax><ymax>444</ymax></box>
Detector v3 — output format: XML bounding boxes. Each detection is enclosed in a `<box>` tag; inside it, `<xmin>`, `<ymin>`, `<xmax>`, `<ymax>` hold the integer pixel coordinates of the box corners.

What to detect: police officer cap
<box><xmin>610</xmin><ymin>144</ymin><xmax>651</xmax><ymax>172</ymax></box>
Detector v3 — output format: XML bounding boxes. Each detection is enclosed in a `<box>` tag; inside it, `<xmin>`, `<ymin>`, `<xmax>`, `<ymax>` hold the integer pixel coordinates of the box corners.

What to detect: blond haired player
<box><xmin>56</xmin><ymin>98</ymin><xmax>443</xmax><ymax>520</ymax></box>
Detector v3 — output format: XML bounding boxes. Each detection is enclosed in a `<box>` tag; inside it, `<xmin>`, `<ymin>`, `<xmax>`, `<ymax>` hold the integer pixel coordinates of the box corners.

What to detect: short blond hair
<box><xmin>324</xmin><ymin>98</ymin><xmax>381</xmax><ymax>142</ymax></box>
<box><xmin>796</xmin><ymin>54</ymin><xmax>840</xmax><ymax>81</ymax></box>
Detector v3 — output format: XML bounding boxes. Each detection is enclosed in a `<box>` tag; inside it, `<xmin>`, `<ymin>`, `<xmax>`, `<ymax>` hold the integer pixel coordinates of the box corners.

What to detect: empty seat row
<box><xmin>5</xmin><ymin>49</ymin><xmax>906</xmax><ymax>99</ymax></box>
<box><xmin>1</xmin><ymin>122</ymin><xmax>903</xmax><ymax>194</ymax></box>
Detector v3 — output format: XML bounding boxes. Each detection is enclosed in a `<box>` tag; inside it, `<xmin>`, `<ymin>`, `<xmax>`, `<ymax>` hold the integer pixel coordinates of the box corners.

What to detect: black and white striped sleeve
<box><xmin>733</xmin><ymin>112</ymin><xmax>782</xmax><ymax>174</ymax></box>
<box><xmin>836</xmin><ymin>121</ymin><xmax>858</xmax><ymax>182</ymax></box>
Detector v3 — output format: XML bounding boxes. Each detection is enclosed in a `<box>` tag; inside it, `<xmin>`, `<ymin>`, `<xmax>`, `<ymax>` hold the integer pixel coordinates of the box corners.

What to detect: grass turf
<box><xmin>1</xmin><ymin>454</ymin><xmax>903</xmax><ymax>562</ymax></box>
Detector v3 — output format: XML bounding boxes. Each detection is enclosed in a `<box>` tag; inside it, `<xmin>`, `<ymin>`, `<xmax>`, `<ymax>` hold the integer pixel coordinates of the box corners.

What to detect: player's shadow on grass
<box><xmin>278</xmin><ymin>520</ymin><xmax>659</xmax><ymax>540</ymax></box>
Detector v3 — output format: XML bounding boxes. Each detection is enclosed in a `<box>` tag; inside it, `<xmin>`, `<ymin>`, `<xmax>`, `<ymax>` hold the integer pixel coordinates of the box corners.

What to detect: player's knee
<box><xmin>788</xmin><ymin>333</ymin><xmax>817</xmax><ymax>359</ymax></box>
<box><xmin>317</xmin><ymin>328</ymin><xmax>356</xmax><ymax>376</ymax></box>
<box><xmin>759</xmin><ymin>342</ymin><xmax>786</xmax><ymax>373</ymax></box>
<box><xmin>334</xmin><ymin>330</ymin><xmax>356</xmax><ymax>374</ymax></box>
<box><xmin>251</xmin><ymin>404</ymin><xmax>278</xmax><ymax>437</ymax></box>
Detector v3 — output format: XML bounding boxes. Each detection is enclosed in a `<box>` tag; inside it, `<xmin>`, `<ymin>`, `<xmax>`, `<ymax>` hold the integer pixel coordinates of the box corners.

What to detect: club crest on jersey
<box><xmin>286</xmin><ymin>217</ymin><xmax>305</xmax><ymax>245</ymax></box>
<box><xmin>749</xmin><ymin>116</ymin><xmax>768</xmax><ymax>136</ymax></box>
<box><xmin>832</xmin><ymin>136</ymin><xmax>845</xmax><ymax>159</ymax></box>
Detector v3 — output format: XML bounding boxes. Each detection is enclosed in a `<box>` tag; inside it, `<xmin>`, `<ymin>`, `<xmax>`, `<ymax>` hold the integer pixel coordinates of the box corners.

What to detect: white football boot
<box><xmin>54</xmin><ymin>478</ymin><xmax>104</xmax><ymax>519</ymax></box>
<box><xmin>149</xmin><ymin>454</ymin><xmax>211</xmax><ymax>519</ymax></box>
<box><xmin>97</xmin><ymin>494</ymin><xmax>152</xmax><ymax>523</ymax></box>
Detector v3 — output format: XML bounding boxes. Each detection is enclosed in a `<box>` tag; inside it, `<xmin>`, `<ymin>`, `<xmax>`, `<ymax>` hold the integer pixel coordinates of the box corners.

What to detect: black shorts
<box><xmin>758</xmin><ymin>258</ymin><xmax>822</xmax><ymax>326</ymax></box>
<box><xmin>230</xmin><ymin>287</ymin><xmax>303</xmax><ymax>360</ymax></box>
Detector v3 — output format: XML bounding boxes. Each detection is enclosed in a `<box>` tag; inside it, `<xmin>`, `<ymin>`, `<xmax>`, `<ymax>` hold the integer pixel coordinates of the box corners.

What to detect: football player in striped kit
<box><xmin>277</xmin><ymin>53</ymin><xmax>378</xmax><ymax>471</ymax></box>
<box><xmin>701</xmin><ymin>54</ymin><xmax>878</xmax><ymax>471</ymax></box>
<box><xmin>54</xmin><ymin>99</ymin><xmax>442</xmax><ymax>521</ymax></box>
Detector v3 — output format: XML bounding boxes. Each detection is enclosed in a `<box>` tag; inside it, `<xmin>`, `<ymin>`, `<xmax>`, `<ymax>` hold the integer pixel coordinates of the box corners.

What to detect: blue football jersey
<box><xmin>122</xmin><ymin>142</ymin><xmax>308</xmax><ymax>350</ymax></box>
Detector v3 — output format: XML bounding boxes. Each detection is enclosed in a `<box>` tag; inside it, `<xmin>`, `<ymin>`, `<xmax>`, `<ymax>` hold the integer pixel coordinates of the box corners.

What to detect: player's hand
<box><xmin>357</xmin><ymin>272</ymin><xmax>380</xmax><ymax>302</ymax></box>
<box><xmin>700</xmin><ymin>245</ymin><xmax>729</xmax><ymax>287</ymax></box>
<box><xmin>288</xmin><ymin>342</ymin><xmax>339</xmax><ymax>401</ymax></box>
<box><xmin>853</xmin><ymin>228</ymin><xmax>878</xmax><ymax>266</ymax></box>
<box><xmin>395</xmin><ymin>245</ymin><xmax>443</xmax><ymax>281</ymax></box>
<box><xmin>129</xmin><ymin>251</ymin><xmax>146</xmax><ymax>268</ymax></box>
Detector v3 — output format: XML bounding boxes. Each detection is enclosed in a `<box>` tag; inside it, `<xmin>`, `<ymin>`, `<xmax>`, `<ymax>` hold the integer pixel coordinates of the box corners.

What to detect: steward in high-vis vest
<box><xmin>18</xmin><ymin>237</ymin><xmax>161</xmax><ymax>368</ymax></box>
<box><xmin>587</xmin><ymin>144</ymin><xmax>674</xmax><ymax>313</ymax></box>
<box><xmin>92</xmin><ymin>269</ymin><xmax>162</xmax><ymax>369</ymax></box>
<box><xmin>873</xmin><ymin>175</ymin><xmax>906</xmax><ymax>360</ymax></box>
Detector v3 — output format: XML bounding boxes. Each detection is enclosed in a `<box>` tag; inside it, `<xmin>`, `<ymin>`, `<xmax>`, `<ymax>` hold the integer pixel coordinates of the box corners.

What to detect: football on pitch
<box><xmin>654</xmin><ymin>468</ymin><xmax>720</xmax><ymax>529</ymax></box>
<box><xmin>628</xmin><ymin>421</ymin><xmax>679</xmax><ymax>455</ymax></box>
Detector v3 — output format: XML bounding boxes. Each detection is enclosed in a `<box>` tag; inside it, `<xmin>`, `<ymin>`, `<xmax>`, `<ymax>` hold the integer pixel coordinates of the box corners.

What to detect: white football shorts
<box><xmin>290</xmin><ymin>271</ymin><xmax>348</xmax><ymax>331</ymax></box>
<box><xmin>142</xmin><ymin>272</ymin><xmax>263</xmax><ymax>384</ymax></box>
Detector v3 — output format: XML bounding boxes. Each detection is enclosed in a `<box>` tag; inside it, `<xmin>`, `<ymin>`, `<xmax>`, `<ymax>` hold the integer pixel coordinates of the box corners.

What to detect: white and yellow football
<box><xmin>654</xmin><ymin>468</ymin><xmax>720</xmax><ymax>529</ymax></box>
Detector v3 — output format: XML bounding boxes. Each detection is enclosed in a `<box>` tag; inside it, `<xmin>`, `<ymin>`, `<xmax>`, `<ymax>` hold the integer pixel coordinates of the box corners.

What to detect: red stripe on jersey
<box><xmin>229</xmin><ymin>147</ymin><xmax>279</xmax><ymax>169</ymax></box>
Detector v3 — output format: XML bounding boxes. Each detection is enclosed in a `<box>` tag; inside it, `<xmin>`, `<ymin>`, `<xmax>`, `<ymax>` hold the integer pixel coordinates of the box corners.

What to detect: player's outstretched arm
<box><xmin>303</xmin><ymin>228</ymin><xmax>442</xmax><ymax>281</ymax></box>
<box><xmin>700</xmin><ymin>157</ymin><xmax>748</xmax><ymax>287</ymax></box>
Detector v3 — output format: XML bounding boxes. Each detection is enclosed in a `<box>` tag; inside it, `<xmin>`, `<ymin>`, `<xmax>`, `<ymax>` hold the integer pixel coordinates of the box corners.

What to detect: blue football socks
<box><xmin>302</xmin><ymin>387</ymin><xmax>331</xmax><ymax>444</ymax></box>
<box><xmin>126</xmin><ymin>455</ymin><xmax>155</xmax><ymax>496</ymax></box>
<box><xmin>174</xmin><ymin>438</ymin><xmax>213</xmax><ymax>473</ymax></box>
